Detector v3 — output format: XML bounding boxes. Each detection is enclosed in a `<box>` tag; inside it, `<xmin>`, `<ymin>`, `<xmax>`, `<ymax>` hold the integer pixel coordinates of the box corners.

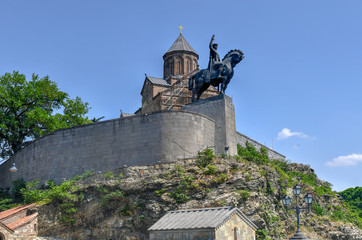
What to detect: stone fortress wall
<box><xmin>236</xmin><ymin>132</ymin><xmax>284</xmax><ymax>160</ymax></box>
<box><xmin>0</xmin><ymin>96</ymin><xmax>284</xmax><ymax>188</ymax></box>
<box><xmin>0</xmin><ymin>111</ymin><xmax>215</xmax><ymax>188</ymax></box>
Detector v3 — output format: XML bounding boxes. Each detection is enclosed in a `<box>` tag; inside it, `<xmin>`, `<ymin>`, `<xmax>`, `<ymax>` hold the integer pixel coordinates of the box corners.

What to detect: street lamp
<box><xmin>282</xmin><ymin>183</ymin><xmax>313</xmax><ymax>240</ymax></box>
<box><xmin>9</xmin><ymin>162</ymin><xmax>18</xmax><ymax>172</ymax></box>
<box><xmin>293</xmin><ymin>184</ymin><xmax>301</xmax><ymax>196</ymax></box>
<box><xmin>282</xmin><ymin>195</ymin><xmax>291</xmax><ymax>206</ymax></box>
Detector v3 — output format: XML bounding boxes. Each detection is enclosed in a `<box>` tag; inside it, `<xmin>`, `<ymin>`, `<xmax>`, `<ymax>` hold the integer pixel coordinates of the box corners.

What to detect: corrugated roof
<box><xmin>165</xmin><ymin>33</ymin><xmax>198</xmax><ymax>56</ymax></box>
<box><xmin>148</xmin><ymin>206</ymin><xmax>257</xmax><ymax>231</ymax></box>
<box><xmin>146</xmin><ymin>76</ymin><xmax>171</xmax><ymax>87</ymax></box>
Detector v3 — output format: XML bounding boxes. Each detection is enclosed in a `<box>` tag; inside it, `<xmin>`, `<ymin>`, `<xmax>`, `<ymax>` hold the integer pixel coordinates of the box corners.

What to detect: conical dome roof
<box><xmin>164</xmin><ymin>33</ymin><xmax>198</xmax><ymax>58</ymax></box>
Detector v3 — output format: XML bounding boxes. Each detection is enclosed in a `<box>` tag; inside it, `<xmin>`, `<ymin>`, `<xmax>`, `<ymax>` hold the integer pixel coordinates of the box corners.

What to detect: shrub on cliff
<box><xmin>237</xmin><ymin>142</ymin><xmax>269</xmax><ymax>165</ymax></box>
<box><xmin>196</xmin><ymin>148</ymin><xmax>215</xmax><ymax>168</ymax></box>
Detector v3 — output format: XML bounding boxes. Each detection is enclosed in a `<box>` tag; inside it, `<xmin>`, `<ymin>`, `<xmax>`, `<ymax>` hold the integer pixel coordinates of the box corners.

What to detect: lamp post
<box><xmin>282</xmin><ymin>183</ymin><xmax>313</xmax><ymax>240</ymax></box>
<box><xmin>9</xmin><ymin>162</ymin><xmax>18</xmax><ymax>172</ymax></box>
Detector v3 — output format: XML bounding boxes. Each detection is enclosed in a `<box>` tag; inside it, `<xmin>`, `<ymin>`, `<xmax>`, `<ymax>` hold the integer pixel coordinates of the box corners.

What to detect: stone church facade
<box><xmin>0</xmin><ymin>33</ymin><xmax>285</xmax><ymax>188</ymax></box>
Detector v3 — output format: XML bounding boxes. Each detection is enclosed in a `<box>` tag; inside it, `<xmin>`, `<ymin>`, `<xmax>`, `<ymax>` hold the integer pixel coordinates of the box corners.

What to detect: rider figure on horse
<box><xmin>207</xmin><ymin>35</ymin><xmax>222</xmax><ymax>83</ymax></box>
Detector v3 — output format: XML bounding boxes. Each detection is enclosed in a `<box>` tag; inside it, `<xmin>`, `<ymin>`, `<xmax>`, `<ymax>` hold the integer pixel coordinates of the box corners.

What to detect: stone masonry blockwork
<box><xmin>182</xmin><ymin>95</ymin><xmax>237</xmax><ymax>156</ymax></box>
<box><xmin>0</xmin><ymin>111</ymin><xmax>215</xmax><ymax>187</ymax></box>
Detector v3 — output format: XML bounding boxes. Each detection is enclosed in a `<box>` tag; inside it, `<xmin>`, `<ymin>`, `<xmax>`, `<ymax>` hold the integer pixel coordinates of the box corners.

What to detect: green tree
<box><xmin>0</xmin><ymin>71</ymin><xmax>92</xmax><ymax>159</ymax></box>
<box><xmin>339</xmin><ymin>186</ymin><xmax>362</xmax><ymax>210</ymax></box>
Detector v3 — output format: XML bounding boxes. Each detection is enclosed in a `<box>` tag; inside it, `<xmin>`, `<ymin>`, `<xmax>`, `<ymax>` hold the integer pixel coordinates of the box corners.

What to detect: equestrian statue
<box><xmin>188</xmin><ymin>35</ymin><xmax>244</xmax><ymax>102</ymax></box>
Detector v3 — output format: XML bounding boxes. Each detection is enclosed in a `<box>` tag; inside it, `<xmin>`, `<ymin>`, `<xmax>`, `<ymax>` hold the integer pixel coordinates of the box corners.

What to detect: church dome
<box><xmin>163</xmin><ymin>33</ymin><xmax>198</xmax><ymax>59</ymax></box>
<box><xmin>163</xmin><ymin>33</ymin><xmax>199</xmax><ymax>79</ymax></box>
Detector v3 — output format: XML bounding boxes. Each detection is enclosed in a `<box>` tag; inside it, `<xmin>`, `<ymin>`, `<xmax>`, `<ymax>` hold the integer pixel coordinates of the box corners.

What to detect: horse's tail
<box><xmin>188</xmin><ymin>75</ymin><xmax>194</xmax><ymax>90</ymax></box>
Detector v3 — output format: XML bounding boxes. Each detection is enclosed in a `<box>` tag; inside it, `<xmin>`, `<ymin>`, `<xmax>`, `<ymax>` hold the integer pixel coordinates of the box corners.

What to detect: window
<box><xmin>171</xmin><ymin>62</ymin><xmax>174</xmax><ymax>75</ymax></box>
<box><xmin>187</xmin><ymin>61</ymin><xmax>190</xmax><ymax>73</ymax></box>
<box><xmin>0</xmin><ymin>232</ymin><xmax>5</xmax><ymax>240</ymax></box>
<box><xmin>178</xmin><ymin>60</ymin><xmax>181</xmax><ymax>74</ymax></box>
<box><xmin>234</xmin><ymin>227</ymin><xmax>238</xmax><ymax>240</ymax></box>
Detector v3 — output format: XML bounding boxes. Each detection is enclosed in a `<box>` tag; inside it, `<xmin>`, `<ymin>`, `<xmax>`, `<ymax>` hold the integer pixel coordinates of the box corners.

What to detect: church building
<box><xmin>137</xmin><ymin>32</ymin><xmax>218</xmax><ymax>114</ymax></box>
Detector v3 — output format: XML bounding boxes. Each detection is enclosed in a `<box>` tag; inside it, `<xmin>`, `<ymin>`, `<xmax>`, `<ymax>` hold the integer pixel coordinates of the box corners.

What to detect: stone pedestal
<box><xmin>182</xmin><ymin>94</ymin><xmax>237</xmax><ymax>156</ymax></box>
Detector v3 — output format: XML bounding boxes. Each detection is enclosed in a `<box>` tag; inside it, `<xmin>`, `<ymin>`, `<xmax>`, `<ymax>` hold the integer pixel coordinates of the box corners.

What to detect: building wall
<box><xmin>149</xmin><ymin>229</ymin><xmax>215</xmax><ymax>240</ymax></box>
<box><xmin>0</xmin><ymin>111</ymin><xmax>215</xmax><ymax>187</ymax></box>
<box><xmin>0</xmin><ymin>224</ymin><xmax>11</xmax><ymax>240</ymax></box>
<box><xmin>216</xmin><ymin>213</ymin><xmax>255</xmax><ymax>240</ymax></box>
<box><xmin>13</xmin><ymin>217</ymin><xmax>37</xmax><ymax>240</ymax></box>
<box><xmin>142</xmin><ymin>77</ymin><xmax>219</xmax><ymax>114</ymax></box>
<box><xmin>141</xmin><ymin>81</ymin><xmax>169</xmax><ymax>114</ymax></box>
<box><xmin>182</xmin><ymin>94</ymin><xmax>237</xmax><ymax>156</ymax></box>
<box><xmin>163</xmin><ymin>52</ymin><xmax>198</xmax><ymax>79</ymax></box>
<box><xmin>0</xmin><ymin>217</ymin><xmax>37</xmax><ymax>240</ymax></box>
<box><xmin>236</xmin><ymin>132</ymin><xmax>285</xmax><ymax>160</ymax></box>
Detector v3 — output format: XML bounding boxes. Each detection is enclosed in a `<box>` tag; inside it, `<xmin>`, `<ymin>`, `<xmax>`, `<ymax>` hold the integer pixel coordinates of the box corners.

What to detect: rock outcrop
<box><xmin>35</xmin><ymin>157</ymin><xmax>362</xmax><ymax>240</ymax></box>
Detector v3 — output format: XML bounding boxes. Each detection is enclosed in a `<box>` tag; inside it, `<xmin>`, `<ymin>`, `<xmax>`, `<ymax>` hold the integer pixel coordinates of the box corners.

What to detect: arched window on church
<box><xmin>171</xmin><ymin>61</ymin><xmax>174</xmax><ymax>75</ymax></box>
<box><xmin>187</xmin><ymin>60</ymin><xmax>190</xmax><ymax>73</ymax></box>
<box><xmin>178</xmin><ymin>60</ymin><xmax>181</xmax><ymax>74</ymax></box>
<box><xmin>234</xmin><ymin>227</ymin><xmax>238</xmax><ymax>240</ymax></box>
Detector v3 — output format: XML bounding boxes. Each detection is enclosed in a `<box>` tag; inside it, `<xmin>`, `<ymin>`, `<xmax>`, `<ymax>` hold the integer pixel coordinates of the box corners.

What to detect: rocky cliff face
<box><xmin>36</xmin><ymin>157</ymin><xmax>362</xmax><ymax>240</ymax></box>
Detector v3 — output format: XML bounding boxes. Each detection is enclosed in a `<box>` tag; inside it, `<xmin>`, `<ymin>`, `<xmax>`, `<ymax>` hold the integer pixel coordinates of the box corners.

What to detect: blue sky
<box><xmin>1</xmin><ymin>0</ymin><xmax>361</xmax><ymax>191</ymax></box>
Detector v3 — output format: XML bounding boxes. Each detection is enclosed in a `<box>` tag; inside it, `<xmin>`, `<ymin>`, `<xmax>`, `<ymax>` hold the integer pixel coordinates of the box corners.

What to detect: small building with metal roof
<box><xmin>148</xmin><ymin>206</ymin><xmax>258</xmax><ymax>240</ymax></box>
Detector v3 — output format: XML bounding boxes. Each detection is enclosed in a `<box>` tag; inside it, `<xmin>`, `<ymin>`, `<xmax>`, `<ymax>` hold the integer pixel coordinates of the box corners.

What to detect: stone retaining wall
<box><xmin>0</xmin><ymin>111</ymin><xmax>215</xmax><ymax>187</ymax></box>
<box><xmin>236</xmin><ymin>132</ymin><xmax>285</xmax><ymax>160</ymax></box>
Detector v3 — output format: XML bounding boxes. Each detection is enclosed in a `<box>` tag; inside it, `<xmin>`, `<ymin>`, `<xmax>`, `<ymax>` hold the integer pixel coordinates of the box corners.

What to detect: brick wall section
<box><xmin>236</xmin><ymin>132</ymin><xmax>285</xmax><ymax>160</ymax></box>
<box><xmin>149</xmin><ymin>229</ymin><xmax>215</xmax><ymax>240</ymax></box>
<box><xmin>182</xmin><ymin>94</ymin><xmax>237</xmax><ymax>156</ymax></box>
<box><xmin>141</xmin><ymin>81</ymin><xmax>169</xmax><ymax>114</ymax></box>
<box><xmin>0</xmin><ymin>111</ymin><xmax>215</xmax><ymax>188</ymax></box>
<box><xmin>216</xmin><ymin>213</ymin><xmax>256</xmax><ymax>240</ymax></box>
<box><xmin>141</xmin><ymin>77</ymin><xmax>219</xmax><ymax>114</ymax></box>
<box><xmin>163</xmin><ymin>52</ymin><xmax>198</xmax><ymax>79</ymax></box>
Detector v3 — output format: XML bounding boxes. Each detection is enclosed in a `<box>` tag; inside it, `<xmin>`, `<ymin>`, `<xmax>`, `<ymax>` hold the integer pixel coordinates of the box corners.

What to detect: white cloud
<box><xmin>326</xmin><ymin>154</ymin><xmax>362</xmax><ymax>167</ymax></box>
<box><xmin>277</xmin><ymin>128</ymin><xmax>309</xmax><ymax>140</ymax></box>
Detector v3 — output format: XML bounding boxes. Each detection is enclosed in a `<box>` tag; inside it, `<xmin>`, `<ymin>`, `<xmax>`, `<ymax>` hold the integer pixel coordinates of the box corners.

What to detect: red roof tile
<box><xmin>0</xmin><ymin>204</ymin><xmax>36</xmax><ymax>221</ymax></box>
<box><xmin>7</xmin><ymin>212</ymin><xmax>38</xmax><ymax>230</ymax></box>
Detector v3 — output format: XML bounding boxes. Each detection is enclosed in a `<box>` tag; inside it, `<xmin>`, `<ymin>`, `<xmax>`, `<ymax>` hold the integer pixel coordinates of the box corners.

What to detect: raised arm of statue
<box><xmin>209</xmin><ymin>34</ymin><xmax>220</xmax><ymax>65</ymax></box>
<box><xmin>209</xmin><ymin>34</ymin><xmax>216</xmax><ymax>52</ymax></box>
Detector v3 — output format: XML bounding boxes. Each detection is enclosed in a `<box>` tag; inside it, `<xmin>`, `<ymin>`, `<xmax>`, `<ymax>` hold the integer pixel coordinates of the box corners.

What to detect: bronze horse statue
<box><xmin>188</xmin><ymin>49</ymin><xmax>244</xmax><ymax>102</ymax></box>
